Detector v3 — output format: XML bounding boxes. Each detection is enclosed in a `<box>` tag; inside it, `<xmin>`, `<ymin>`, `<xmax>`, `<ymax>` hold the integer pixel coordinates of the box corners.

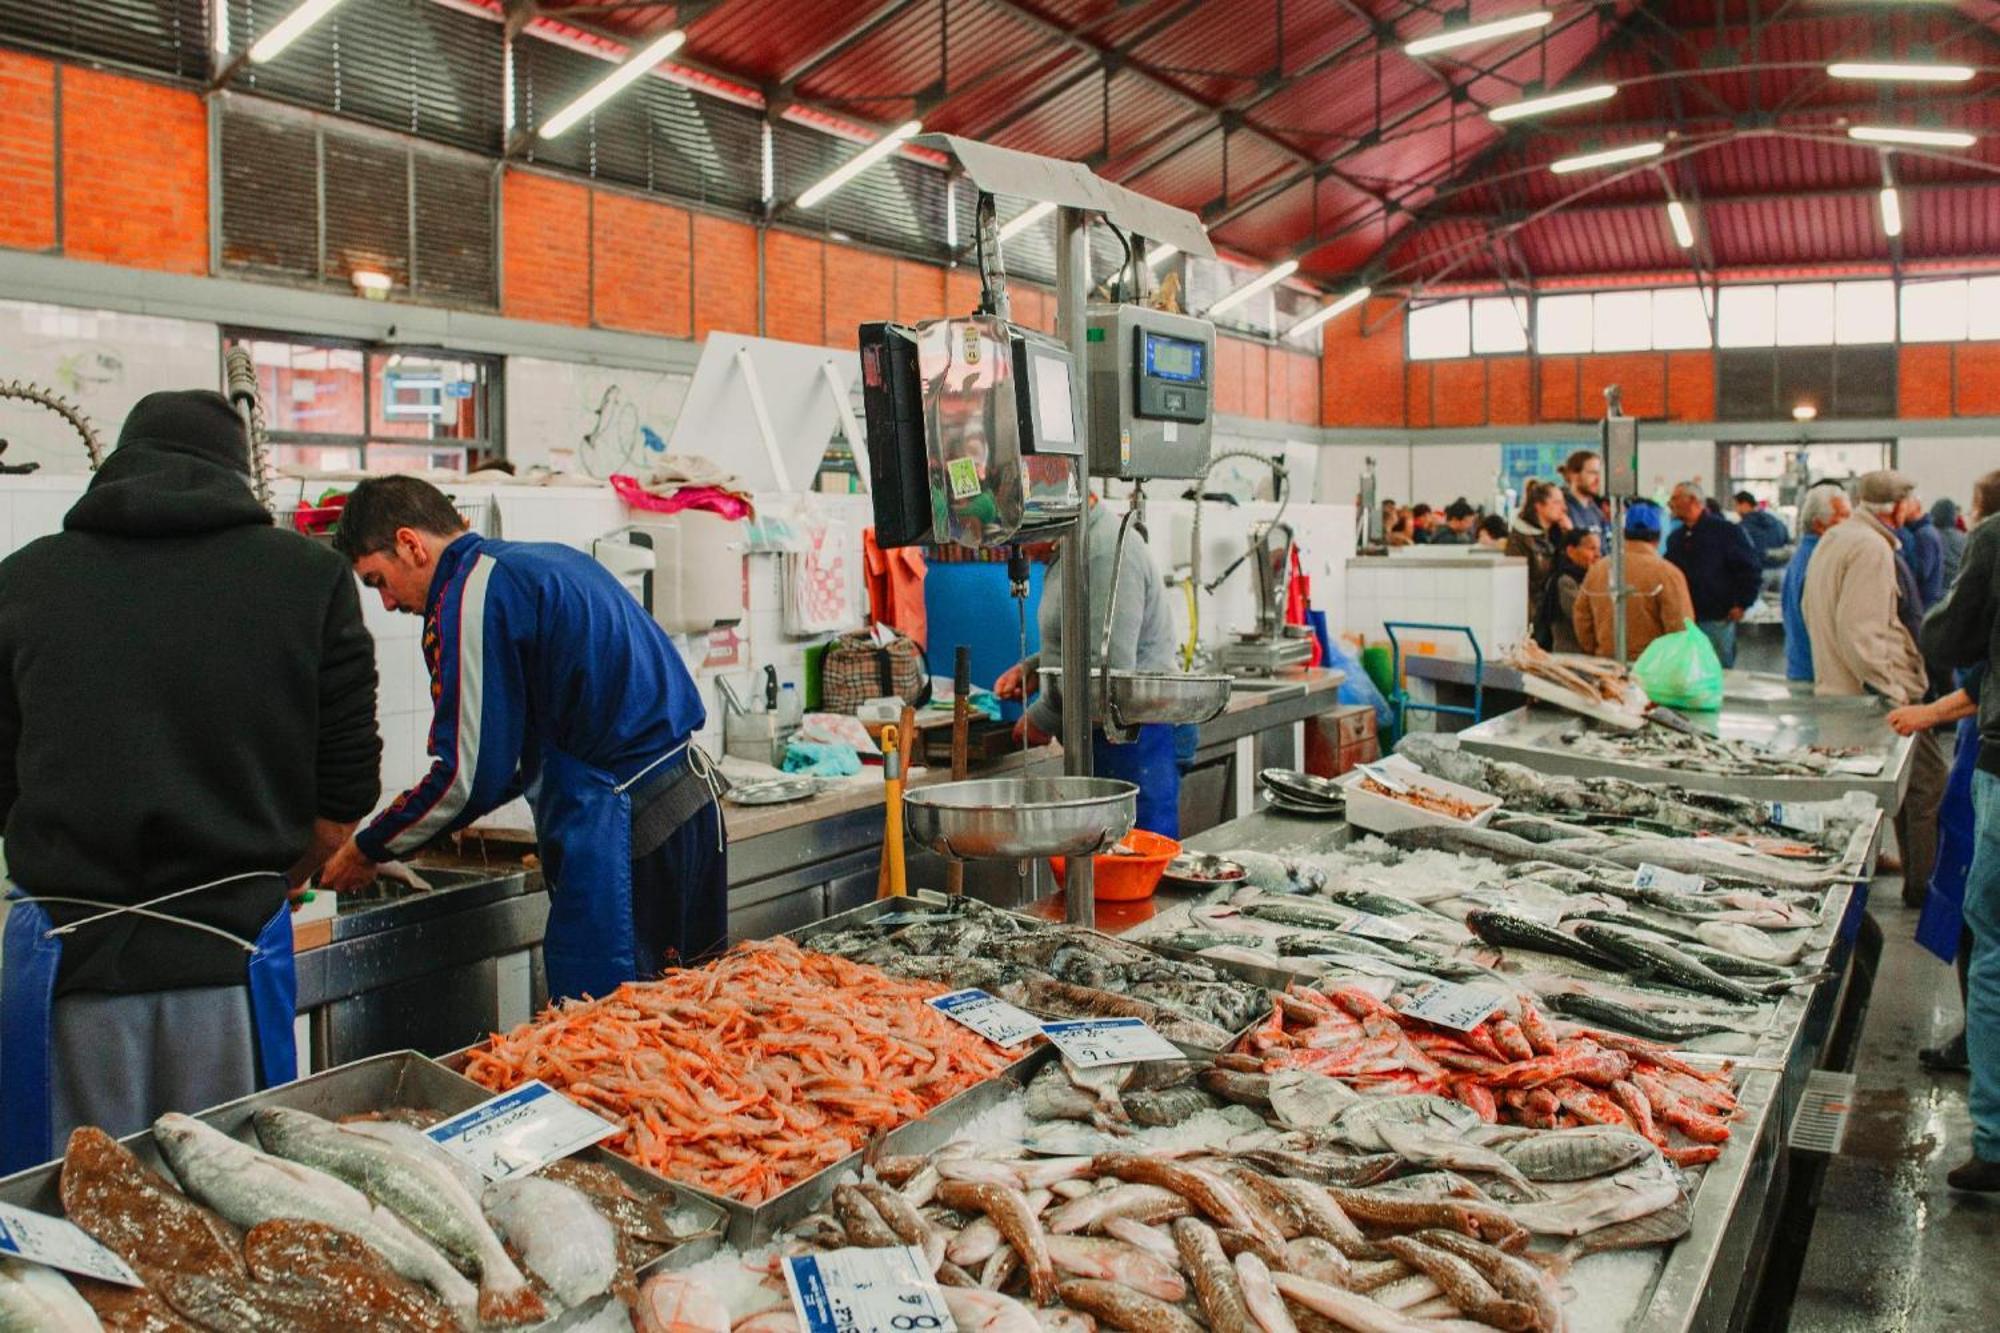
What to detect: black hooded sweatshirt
<box><xmin>0</xmin><ymin>391</ymin><xmax>380</xmax><ymax>993</ymax></box>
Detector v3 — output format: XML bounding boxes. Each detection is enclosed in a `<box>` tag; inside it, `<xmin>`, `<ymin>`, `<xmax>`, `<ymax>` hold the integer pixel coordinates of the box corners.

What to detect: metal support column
<box><xmin>1055</xmin><ymin>204</ymin><xmax>1095</xmax><ymax>927</ymax></box>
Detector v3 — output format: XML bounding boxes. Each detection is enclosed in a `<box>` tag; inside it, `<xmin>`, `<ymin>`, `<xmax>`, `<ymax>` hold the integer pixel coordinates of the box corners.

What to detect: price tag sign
<box><xmin>1769</xmin><ymin>803</ymin><xmax>1824</xmax><ymax>835</ymax></box>
<box><xmin>1356</xmin><ymin>763</ymin><xmax>1409</xmax><ymax>793</ymax></box>
<box><xmin>0</xmin><ymin>1202</ymin><xmax>142</xmax><ymax>1287</ymax></box>
<box><xmin>785</xmin><ymin>1244</ymin><xmax>956</xmax><ymax>1333</ymax></box>
<box><xmin>1400</xmin><ymin>981</ymin><xmax>1504</xmax><ymax>1032</ymax></box>
<box><xmin>1040</xmin><ymin>1017</ymin><xmax>1184</xmax><ymax>1067</ymax></box>
<box><xmin>929</xmin><ymin>988</ymin><xmax>1041</xmax><ymax>1048</ymax></box>
<box><xmin>1634</xmin><ymin>862</ymin><xmax>1706</xmax><ymax>894</ymax></box>
<box><xmin>1831</xmin><ymin>755</ymin><xmax>1885</xmax><ymax>776</ymax></box>
<box><xmin>426</xmin><ymin>1081</ymin><xmax>619</xmax><ymax>1182</ymax></box>
<box><xmin>1337</xmin><ymin>912</ymin><xmax>1418</xmax><ymax>943</ymax></box>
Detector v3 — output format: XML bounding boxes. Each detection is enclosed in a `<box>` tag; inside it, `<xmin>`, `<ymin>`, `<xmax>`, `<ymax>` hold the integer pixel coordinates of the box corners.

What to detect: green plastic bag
<box><xmin>1632</xmin><ymin>625</ymin><xmax>1724</xmax><ymax>712</ymax></box>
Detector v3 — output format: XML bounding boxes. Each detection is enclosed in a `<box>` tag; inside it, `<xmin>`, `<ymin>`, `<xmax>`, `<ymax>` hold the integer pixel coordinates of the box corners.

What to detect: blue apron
<box><xmin>1093</xmin><ymin>723</ymin><xmax>1181</xmax><ymax>840</ymax></box>
<box><xmin>1918</xmin><ymin>717</ymin><xmax>1983</xmax><ymax>963</ymax></box>
<box><xmin>0</xmin><ymin>890</ymin><xmax>296</xmax><ymax>1175</ymax></box>
<box><xmin>532</xmin><ymin>744</ymin><xmax>649</xmax><ymax>1005</ymax></box>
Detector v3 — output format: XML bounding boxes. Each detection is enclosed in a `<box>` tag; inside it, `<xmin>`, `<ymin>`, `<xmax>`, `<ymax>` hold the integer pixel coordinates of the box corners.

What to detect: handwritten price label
<box><xmin>0</xmin><ymin>1202</ymin><xmax>142</xmax><ymax>1287</ymax></box>
<box><xmin>1400</xmin><ymin>981</ymin><xmax>1504</xmax><ymax>1032</ymax></box>
<box><xmin>1040</xmin><ymin>1017</ymin><xmax>1185</xmax><ymax>1067</ymax></box>
<box><xmin>1634</xmin><ymin>862</ymin><xmax>1706</xmax><ymax>894</ymax></box>
<box><xmin>929</xmin><ymin>988</ymin><xmax>1041</xmax><ymax>1048</ymax></box>
<box><xmin>786</xmin><ymin>1245</ymin><xmax>957</xmax><ymax>1333</ymax></box>
<box><xmin>426</xmin><ymin>1081</ymin><xmax>618</xmax><ymax>1182</ymax></box>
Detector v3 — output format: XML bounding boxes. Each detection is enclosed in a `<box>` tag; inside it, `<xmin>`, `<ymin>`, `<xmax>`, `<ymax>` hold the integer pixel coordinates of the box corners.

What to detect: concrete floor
<box><xmin>1787</xmin><ymin>893</ymin><xmax>1999</xmax><ymax>1331</ymax></box>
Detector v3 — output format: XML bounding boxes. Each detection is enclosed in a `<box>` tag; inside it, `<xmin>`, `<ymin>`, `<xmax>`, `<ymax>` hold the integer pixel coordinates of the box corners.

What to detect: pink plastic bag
<box><xmin>610</xmin><ymin>474</ymin><xmax>754</xmax><ymax>521</ymax></box>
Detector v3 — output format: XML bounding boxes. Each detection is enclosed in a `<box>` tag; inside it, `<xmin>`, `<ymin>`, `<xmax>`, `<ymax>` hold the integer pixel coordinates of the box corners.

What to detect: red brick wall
<box><xmin>591</xmin><ymin>191</ymin><xmax>691</xmax><ymax>338</ymax></box>
<box><xmin>823</xmin><ymin>244</ymin><xmax>896</xmax><ymax>347</ymax></box>
<box><xmin>692</xmin><ymin>214</ymin><xmax>758</xmax><ymax>339</ymax></box>
<box><xmin>763</xmin><ymin>230</ymin><xmax>824</xmax><ymax>346</ymax></box>
<box><xmin>59</xmin><ymin>66</ymin><xmax>207</xmax><ymax>273</ymax></box>
<box><xmin>0</xmin><ymin>51</ymin><xmax>56</xmax><ymax>252</ymax></box>
<box><xmin>1321</xmin><ymin>300</ymin><xmax>1405</xmax><ymax>427</ymax></box>
<box><xmin>503</xmin><ymin>173</ymin><xmax>592</xmax><ymax>326</ymax></box>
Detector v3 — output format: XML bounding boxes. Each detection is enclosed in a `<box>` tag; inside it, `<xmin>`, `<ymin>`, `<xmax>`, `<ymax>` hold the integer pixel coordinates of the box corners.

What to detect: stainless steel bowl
<box><xmin>903</xmin><ymin>777</ymin><xmax>1138</xmax><ymax>862</ymax></box>
<box><xmin>1039</xmin><ymin>668</ymin><xmax>1233</xmax><ymax>728</ymax></box>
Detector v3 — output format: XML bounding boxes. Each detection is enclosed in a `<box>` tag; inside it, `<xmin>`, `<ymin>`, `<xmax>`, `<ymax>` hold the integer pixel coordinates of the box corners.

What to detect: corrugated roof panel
<box><xmin>1123</xmin><ymin>128</ymin><xmax>1225</xmax><ymax>210</ymax></box>
<box><xmin>683</xmin><ymin>0</ymin><xmax>894</xmax><ymax>82</ymax></box>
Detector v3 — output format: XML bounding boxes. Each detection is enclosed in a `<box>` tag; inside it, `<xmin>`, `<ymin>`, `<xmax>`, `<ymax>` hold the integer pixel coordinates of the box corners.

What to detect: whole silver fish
<box><xmin>1270</xmin><ymin>1272</ymin><xmax>1438</xmax><ymax>1333</ymax></box>
<box><xmin>152</xmin><ymin>1113</ymin><xmax>479</xmax><ymax>1322</ymax></box>
<box><xmin>484</xmin><ymin>1176</ymin><xmax>625</xmax><ymax>1309</ymax></box>
<box><xmin>1045</xmin><ymin>1184</ymin><xmax>1189</xmax><ymax>1234</ymax></box>
<box><xmin>253</xmin><ymin>1107</ymin><xmax>544</xmax><ymax>1326</ymax></box>
<box><xmin>1044</xmin><ymin>1236</ymin><xmax>1186</xmax><ymax>1302</ymax></box>
<box><xmin>0</xmin><ymin>1260</ymin><xmax>100</xmax><ymax>1333</ymax></box>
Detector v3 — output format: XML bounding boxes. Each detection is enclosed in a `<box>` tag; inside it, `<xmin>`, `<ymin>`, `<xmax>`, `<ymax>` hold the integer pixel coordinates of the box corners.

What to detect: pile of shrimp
<box><xmin>465</xmin><ymin>937</ymin><xmax>1018</xmax><ymax>1203</ymax></box>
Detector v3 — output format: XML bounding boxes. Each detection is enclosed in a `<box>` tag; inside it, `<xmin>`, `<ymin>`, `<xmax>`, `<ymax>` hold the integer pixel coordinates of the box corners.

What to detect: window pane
<box><xmin>1775</xmin><ymin>282</ymin><xmax>1834</xmax><ymax>346</ymax></box>
<box><xmin>1969</xmin><ymin>276</ymin><xmax>2000</xmax><ymax>340</ymax></box>
<box><xmin>1652</xmin><ymin>287</ymin><xmax>1713</xmax><ymax>349</ymax></box>
<box><xmin>241</xmin><ymin>339</ymin><xmax>366</xmax><ymax>435</ymax></box>
<box><xmin>365</xmin><ymin>442</ymin><xmax>470</xmax><ymax>474</ymax></box>
<box><xmin>1717</xmin><ymin>285</ymin><xmax>1776</xmax><ymax>347</ymax></box>
<box><xmin>370</xmin><ymin>352</ymin><xmax>487</xmax><ymax>441</ymax></box>
<box><xmin>1901</xmin><ymin>279</ymin><xmax>1969</xmax><ymax>342</ymax></box>
<box><xmin>273</xmin><ymin>443</ymin><xmax>363</xmax><ymax>472</ymax></box>
<box><xmin>1535</xmin><ymin>293</ymin><xmax>1593</xmax><ymax>353</ymax></box>
<box><xmin>1407</xmin><ymin>300</ymin><xmax>1471</xmax><ymax>360</ymax></box>
<box><xmin>1833</xmin><ymin>280</ymin><xmax>1895</xmax><ymax>344</ymax></box>
<box><xmin>1593</xmin><ymin>290</ymin><xmax>1652</xmax><ymax>352</ymax></box>
<box><xmin>1471</xmin><ymin>296</ymin><xmax>1529</xmax><ymax>353</ymax></box>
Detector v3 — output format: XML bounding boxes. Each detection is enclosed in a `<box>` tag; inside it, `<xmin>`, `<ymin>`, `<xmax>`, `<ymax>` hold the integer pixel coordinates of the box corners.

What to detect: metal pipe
<box><xmin>1055</xmin><ymin>204</ymin><xmax>1095</xmax><ymax>928</ymax></box>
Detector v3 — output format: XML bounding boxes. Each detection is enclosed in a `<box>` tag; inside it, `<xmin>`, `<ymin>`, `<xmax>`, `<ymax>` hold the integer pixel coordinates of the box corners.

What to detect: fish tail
<box><xmin>477</xmin><ymin>1277</ymin><xmax>551</xmax><ymax>1326</ymax></box>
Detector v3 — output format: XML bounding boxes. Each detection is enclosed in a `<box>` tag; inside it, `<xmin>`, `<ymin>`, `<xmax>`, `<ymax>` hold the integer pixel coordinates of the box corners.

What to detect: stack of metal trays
<box><xmin>1258</xmin><ymin>766</ymin><xmax>1347</xmax><ymax>817</ymax></box>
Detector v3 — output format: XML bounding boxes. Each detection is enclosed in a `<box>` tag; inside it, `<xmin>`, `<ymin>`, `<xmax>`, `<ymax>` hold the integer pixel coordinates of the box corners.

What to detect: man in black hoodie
<box><xmin>0</xmin><ymin>390</ymin><xmax>379</xmax><ymax>1170</ymax></box>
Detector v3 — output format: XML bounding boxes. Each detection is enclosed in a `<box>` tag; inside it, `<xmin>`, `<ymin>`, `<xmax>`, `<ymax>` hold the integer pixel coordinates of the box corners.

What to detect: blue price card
<box><xmin>928</xmin><ymin>988</ymin><xmax>1040</xmax><ymax>1048</ymax></box>
<box><xmin>1039</xmin><ymin>1017</ymin><xmax>1183</xmax><ymax>1067</ymax></box>
<box><xmin>0</xmin><ymin>1201</ymin><xmax>142</xmax><ymax>1286</ymax></box>
<box><xmin>785</xmin><ymin>1245</ymin><xmax>956</xmax><ymax>1333</ymax></box>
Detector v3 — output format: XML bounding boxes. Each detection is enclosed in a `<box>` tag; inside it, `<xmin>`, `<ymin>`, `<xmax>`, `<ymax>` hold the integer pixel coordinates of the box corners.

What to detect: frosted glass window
<box><xmin>1833</xmin><ymin>281</ymin><xmax>1895</xmax><ymax>344</ymax></box>
<box><xmin>1901</xmin><ymin>280</ymin><xmax>1968</xmax><ymax>342</ymax></box>
<box><xmin>1652</xmin><ymin>287</ymin><xmax>1713</xmax><ymax>349</ymax></box>
<box><xmin>1969</xmin><ymin>275</ymin><xmax>2000</xmax><ymax>340</ymax></box>
<box><xmin>1407</xmin><ymin>300</ymin><xmax>1471</xmax><ymax>360</ymax></box>
<box><xmin>1471</xmin><ymin>296</ymin><xmax>1529</xmax><ymax>353</ymax></box>
<box><xmin>1593</xmin><ymin>290</ymin><xmax>1654</xmax><ymax>352</ymax></box>
<box><xmin>1775</xmin><ymin>283</ymin><xmax>1834</xmax><ymax>346</ymax></box>
<box><xmin>1717</xmin><ymin>285</ymin><xmax>1776</xmax><ymax>347</ymax></box>
<box><xmin>1535</xmin><ymin>293</ymin><xmax>1594</xmax><ymax>353</ymax></box>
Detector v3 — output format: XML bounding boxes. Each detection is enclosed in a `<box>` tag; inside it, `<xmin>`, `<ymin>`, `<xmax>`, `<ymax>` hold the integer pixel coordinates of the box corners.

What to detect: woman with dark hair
<box><xmin>1505</xmin><ymin>479</ymin><xmax>1569</xmax><ymax>636</ymax></box>
<box><xmin>1539</xmin><ymin>526</ymin><xmax>1602</xmax><ymax>653</ymax></box>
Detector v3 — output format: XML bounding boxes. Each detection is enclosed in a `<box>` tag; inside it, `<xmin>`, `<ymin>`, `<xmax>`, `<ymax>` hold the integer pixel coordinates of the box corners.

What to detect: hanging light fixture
<box><xmin>996</xmin><ymin>201</ymin><xmax>1056</xmax><ymax>241</ymax></box>
<box><xmin>249</xmin><ymin>0</ymin><xmax>350</xmax><ymax>63</ymax></box>
<box><xmin>1286</xmin><ymin>287</ymin><xmax>1372</xmax><ymax>339</ymax></box>
<box><xmin>1406</xmin><ymin>10</ymin><xmax>1552</xmax><ymax>58</ymax></box>
<box><xmin>1145</xmin><ymin>242</ymin><xmax>1178</xmax><ymax>268</ymax></box>
<box><xmin>539</xmin><ymin>30</ymin><xmax>688</xmax><ymax>139</ymax></box>
<box><xmin>1550</xmin><ymin>141</ymin><xmax>1665</xmax><ymax>174</ymax></box>
<box><xmin>1848</xmin><ymin>125</ymin><xmax>1976</xmax><ymax>148</ymax></box>
<box><xmin>1665</xmin><ymin>199</ymin><xmax>1697</xmax><ymax>249</ymax></box>
<box><xmin>1208</xmin><ymin>260</ymin><xmax>1300</xmax><ymax>316</ymax></box>
<box><xmin>1828</xmin><ymin>61</ymin><xmax>1974</xmax><ymax>82</ymax></box>
<box><xmin>795</xmin><ymin>119</ymin><xmax>924</xmax><ymax>208</ymax></box>
<box><xmin>1489</xmin><ymin>84</ymin><xmax>1617</xmax><ymax>123</ymax></box>
<box><xmin>1879</xmin><ymin>185</ymin><xmax>1904</xmax><ymax>238</ymax></box>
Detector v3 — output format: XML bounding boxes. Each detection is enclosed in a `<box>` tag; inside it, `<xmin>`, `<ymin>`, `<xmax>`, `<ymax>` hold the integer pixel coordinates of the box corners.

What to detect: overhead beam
<box><xmin>775</xmin><ymin>0</ymin><xmax>918</xmax><ymax>92</ymax></box>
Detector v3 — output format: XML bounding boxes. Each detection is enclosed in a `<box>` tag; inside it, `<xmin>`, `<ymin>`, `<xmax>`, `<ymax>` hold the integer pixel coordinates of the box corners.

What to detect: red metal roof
<box><xmin>527</xmin><ymin>0</ymin><xmax>2000</xmax><ymax>293</ymax></box>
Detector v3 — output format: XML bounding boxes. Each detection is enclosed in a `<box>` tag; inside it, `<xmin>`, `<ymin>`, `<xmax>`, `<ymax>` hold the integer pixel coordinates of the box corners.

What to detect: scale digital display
<box><xmin>1143</xmin><ymin>332</ymin><xmax>1205</xmax><ymax>384</ymax></box>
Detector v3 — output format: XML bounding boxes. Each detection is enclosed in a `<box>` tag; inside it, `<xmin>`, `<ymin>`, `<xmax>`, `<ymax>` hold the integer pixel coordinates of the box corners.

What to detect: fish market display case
<box><xmin>1455</xmin><ymin>695</ymin><xmax>1914</xmax><ymax>811</ymax></box>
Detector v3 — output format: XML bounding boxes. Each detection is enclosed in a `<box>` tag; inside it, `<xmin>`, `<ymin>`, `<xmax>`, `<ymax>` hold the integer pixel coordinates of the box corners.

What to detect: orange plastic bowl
<box><xmin>1052</xmin><ymin>829</ymin><xmax>1182</xmax><ymax>902</ymax></box>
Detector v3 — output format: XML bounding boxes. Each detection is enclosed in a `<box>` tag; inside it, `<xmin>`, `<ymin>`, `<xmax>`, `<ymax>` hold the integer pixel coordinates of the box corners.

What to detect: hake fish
<box><xmin>484</xmin><ymin>1176</ymin><xmax>630</xmax><ymax>1310</ymax></box>
<box><xmin>1568</xmin><ymin>923</ymin><xmax>1765</xmax><ymax>1005</ymax></box>
<box><xmin>151</xmin><ymin>1114</ymin><xmax>479</xmax><ymax>1323</ymax></box>
<box><xmin>253</xmin><ymin>1107</ymin><xmax>545</xmax><ymax>1326</ymax></box>
<box><xmin>0</xmin><ymin>1259</ymin><xmax>101</xmax><ymax>1333</ymax></box>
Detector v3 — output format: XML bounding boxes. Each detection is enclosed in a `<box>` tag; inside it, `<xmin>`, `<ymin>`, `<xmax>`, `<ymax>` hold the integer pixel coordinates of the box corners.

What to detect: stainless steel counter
<box><xmin>1455</xmin><ymin>697</ymin><xmax>1914</xmax><ymax>811</ymax></box>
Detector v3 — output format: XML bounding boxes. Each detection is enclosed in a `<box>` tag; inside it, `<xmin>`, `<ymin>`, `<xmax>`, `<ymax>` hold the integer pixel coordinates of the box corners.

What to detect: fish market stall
<box><xmin>1454</xmin><ymin>693</ymin><xmax>1913</xmax><ymax>812</ymax></box>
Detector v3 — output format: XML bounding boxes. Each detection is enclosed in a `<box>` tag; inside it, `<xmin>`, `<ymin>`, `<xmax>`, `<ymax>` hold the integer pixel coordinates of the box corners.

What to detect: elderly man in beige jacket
<box><xmin>1802</xmin><ymin>469</ymin><xmax>1948</xmax><ymax>907</ymax></box>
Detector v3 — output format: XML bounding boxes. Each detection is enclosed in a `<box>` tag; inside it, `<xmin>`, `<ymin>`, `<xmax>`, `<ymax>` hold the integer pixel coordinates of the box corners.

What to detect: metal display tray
<box><xmin>1456</xmin><ymin>702</ymin><xmax>1915</xmax><ymax>811</ymax></box>
<box><xmin>0</xmin><ymin>1050</ymin><xmax>727</xmax><ymax>1277</ymax></box>
<box><xmin>790</xmin><ymin>892</ymin><xmax>1281</xmax><ymax>1055</ymax></box>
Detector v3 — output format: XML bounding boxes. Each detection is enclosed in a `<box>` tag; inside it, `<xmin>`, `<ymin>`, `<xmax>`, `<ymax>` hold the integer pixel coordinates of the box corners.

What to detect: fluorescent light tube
<box><xmin>1489</xmin><ymin>83</ymin><xmax>1616</xmax><ymax>123</ymax></box>
<box><xmin>1406</xmin><ymin>10</ymin><xmax>1551</xmax><ymax>57</ymax></box>
<box><xmin>1879</xmin><ymin>186</ymin><xmax>1903</xmax><ymax>237</ymax></box>
<box><xmin>1550</xmin><ymin>141</ymin><xmax>1664</xmax><ymax>173</ymax></box>
<box><xmin>1287</xmin><ymin>286</ymin><xmax>1372</xmax><ymax>338</ymax></box>
<box><xmin>539</xmin><ymin>30</ymin><xmax>688</xmax><ymax>140</ymax></box>
<box><xmin>1849</xmin><ymin>124</ymin><xmax>1976</xmax><ymax>148</ymax></box>
<box><xmin>249</xmin><ymin>0</ymin><xmax>348</xmax><ymax>63</ymax></box>
<box><xmin>795</xmin><ymin>119</ymin><xmax>923</xmax><ymax>208</ymax></box>
<box><xmin>1666</xmin><ymin>200</ymin><xmax>1695</xmax><ymax>249</ymax></box>
<box><xmin>1829</xmin><ymin>61</ymin><xmax>1974</xmax><ymax>82</ymax></box>
<box><xmin>1208</xmin><ymin>259</ymin><xmax>1300</xmax><ymax>316</ymax></box>
<box><xmin>997</xmin><ymin>200</ymin><xmax>1056</xmax><ymax>241</ymax></box>
<box><xmin>1145</xmin><ymin>242</ymin><xmax>1178</xmax><ymax>268</ymax></box>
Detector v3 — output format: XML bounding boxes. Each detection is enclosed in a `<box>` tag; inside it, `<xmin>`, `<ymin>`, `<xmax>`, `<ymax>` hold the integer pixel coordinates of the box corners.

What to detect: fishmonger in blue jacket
<box><xmin>319</xmin><ymin>477</ymin><xmax>722</xmax><ymax>1002</ymax></box>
